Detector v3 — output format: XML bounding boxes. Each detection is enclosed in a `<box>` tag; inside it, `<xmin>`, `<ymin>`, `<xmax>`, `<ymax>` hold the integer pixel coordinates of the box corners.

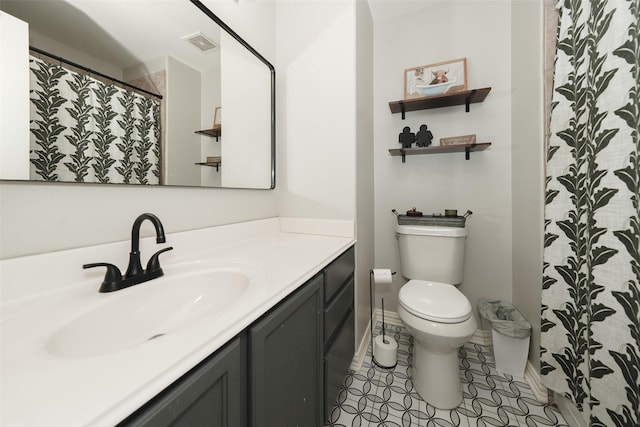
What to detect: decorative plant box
<box><xmin>440</xmin><ymin>134</ymin><xmax>476</xmax><ymax>146</ymax></box>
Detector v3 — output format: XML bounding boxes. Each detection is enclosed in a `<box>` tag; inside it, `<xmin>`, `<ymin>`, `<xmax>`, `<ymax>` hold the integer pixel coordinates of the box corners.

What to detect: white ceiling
<box><xmin>367</xmin><ymin>0</ymin><xmax>444</xmax><ymax>23</ymax></box>
<box><xmin>0</xmin><ymin>0</ymin><xmax>222</xmax><ymax>72</ymax></box>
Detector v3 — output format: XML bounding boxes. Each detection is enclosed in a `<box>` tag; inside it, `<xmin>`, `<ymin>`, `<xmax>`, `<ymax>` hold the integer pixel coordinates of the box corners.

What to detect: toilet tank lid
<box><xmin>396</xmin><ymin>224</ymin><xmax>467</xmax><ymax>237</ymax></box>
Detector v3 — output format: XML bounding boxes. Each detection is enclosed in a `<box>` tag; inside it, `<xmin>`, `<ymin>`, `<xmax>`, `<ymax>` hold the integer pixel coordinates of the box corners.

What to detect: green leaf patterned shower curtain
<box><xmin>29</xmin><ymin>56</ymin><xmax>161</xmax><ymax>185</ymax></box>
<box><xmin>542</xmin><ymin>0</ymin><xmax>639</xmax><ymax>426</ymax></box>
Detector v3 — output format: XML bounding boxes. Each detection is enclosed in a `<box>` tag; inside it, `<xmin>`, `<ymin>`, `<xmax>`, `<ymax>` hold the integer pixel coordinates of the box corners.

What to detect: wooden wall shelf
<box><xmin>195</xmin><ymin>161</ymin><xmax>221</xmax><ymax>171</ymax></box>
<box><xmin>195</xmin><ymin>127</ymin><xmax>221</xmax><ymax>141</ymax></box>
<box><xmin>389</xmin><ymin>142</ymin><xmax>492</xmax><ymax>162</ymax></box>
<box><xmin>389</xmin><ymin>87</ymin><xmax>491</xmax><ymax>118</ymax></box>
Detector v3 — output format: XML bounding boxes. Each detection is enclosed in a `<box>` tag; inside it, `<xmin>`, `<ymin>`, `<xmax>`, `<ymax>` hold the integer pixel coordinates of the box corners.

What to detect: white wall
<box><xmin>275</xmin><ymin>1</ymin><xmax>356</xmax><ymax>220</ymax></box>
<box><xmin>373</xmin><ymin>1</ymin><xmax>514</xmax><ymax>321</ymax></box>
<box><xmin>201</xmin><ymin>0</ymin><xmax>275</xmax><ymax>62</ymax></box>
<box><xmin>165</xmin><ymin>56</ymin><xmax>201</xmax><ymax>186</ymax></box>
<box><xmin>0</xmin><ymin>12</ymin><xmax>29</xmax><ymax>181</ymax></box>
<box><xmin>220</xmin><ymin>32</ymin><xmax>271</xmax><ymax>189</ymax></box>
<box><xmin>275</xmin><ymin>0</ymin><xmax>368</xmax><ymax>344</ymax></box>
<box><xmin>355</xmin><ymin>0</ymin><xmax>375</xmax><ymax>352</ymax></box>
<box><xmin>511</xmin><ymin>0</ymin><xmax>544</xmax><ymax>369</ymax></box>
<box><xmin>0</xmin><ymin>1</ymin><xmax>277</xmax><ymax>259</ymax></box>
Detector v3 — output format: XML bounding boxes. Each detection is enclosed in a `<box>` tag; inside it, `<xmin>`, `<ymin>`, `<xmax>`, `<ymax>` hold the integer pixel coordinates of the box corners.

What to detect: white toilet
<box><xmin>396</xmin><ymin>223</ymin><xmax>477</xmax><ymax>409</ymax></box>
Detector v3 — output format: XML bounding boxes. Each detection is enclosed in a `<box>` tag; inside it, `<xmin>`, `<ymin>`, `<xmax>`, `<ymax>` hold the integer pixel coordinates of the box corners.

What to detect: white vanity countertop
<box><xmin>0</xmin><ymin>217</ymin><xmax>355</xmax><ymax>427</ymax></box>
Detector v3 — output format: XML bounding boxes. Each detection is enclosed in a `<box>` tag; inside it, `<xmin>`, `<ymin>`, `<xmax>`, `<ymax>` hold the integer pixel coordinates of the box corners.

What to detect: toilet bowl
<box><xmin>398</xmin><ymin>279</ymin><xmax>476</xmax><ymax>409</ymax></box>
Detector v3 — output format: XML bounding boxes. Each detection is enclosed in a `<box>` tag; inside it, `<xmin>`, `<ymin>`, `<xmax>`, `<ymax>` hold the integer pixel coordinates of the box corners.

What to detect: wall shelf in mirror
<box><xmin>195</xmin><ymin>161</ymin><xmax>221</xmax><ymax>171</ymax></box>
<box><xmin>195</xmin><ymin>127</ymin><xmax>221</xmax><ymax>141</ymax></box>
<box><xmin>389</xmin><ymin>87</ymin><xmax>491</xmax><ymax>118</ymax></box>
<box><xmin>389</xmin><ymin>142</ymin><xmax>491</xmax><ymax>162</ymax></box>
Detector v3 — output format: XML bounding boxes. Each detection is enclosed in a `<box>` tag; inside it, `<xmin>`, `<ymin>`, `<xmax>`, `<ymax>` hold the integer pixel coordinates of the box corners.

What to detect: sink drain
<box><xmin>147</xmin><ymin>333</ymin><xmax>166</xmax><ymax>341</ymax></box>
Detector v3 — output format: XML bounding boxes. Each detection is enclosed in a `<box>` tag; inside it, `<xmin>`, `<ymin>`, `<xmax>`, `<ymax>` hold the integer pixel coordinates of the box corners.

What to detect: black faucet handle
<box><xmin>146</xmin><ymin>247</ymin><xmax>174</xmax><ymax>273</ymax></box>
<box><xmin>83</xmin><ymin>262</ymin><xmax>123</xmax><ymax>293</ymax></box>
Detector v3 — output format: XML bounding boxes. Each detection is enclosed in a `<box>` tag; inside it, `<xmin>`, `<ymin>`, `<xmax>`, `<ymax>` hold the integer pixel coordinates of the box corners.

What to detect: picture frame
<box><xmin>404</xmin><ymin>58</ymin><xmax>467</xmax><ymax>100</ymax></box>
<box><xmin>212</xmin><ymin>106</ymin><xmax>221</xmax><ymax>129</ymax></box>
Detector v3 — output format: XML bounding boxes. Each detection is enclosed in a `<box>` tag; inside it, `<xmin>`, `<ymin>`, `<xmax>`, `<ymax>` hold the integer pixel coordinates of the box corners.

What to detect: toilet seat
<box><xmin>399</xmin><ymin>280</ymin><xmax>472</xmax><ymax>323</ymax></box>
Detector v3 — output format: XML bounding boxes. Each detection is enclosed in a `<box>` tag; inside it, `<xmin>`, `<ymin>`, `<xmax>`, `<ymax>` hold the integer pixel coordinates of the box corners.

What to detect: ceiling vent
<box><xmin>183</xmin><ymin>32</ymin><xmax>218</xmax><ymax>53</ymax></box>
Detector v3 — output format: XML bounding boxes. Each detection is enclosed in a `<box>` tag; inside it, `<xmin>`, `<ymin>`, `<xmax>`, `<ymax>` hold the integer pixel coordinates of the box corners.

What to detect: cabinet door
<box><xmin>120</xmin><ymin>335</ymin><xmax>246</xmax><ymax>427</ymax></box>
<box><xmin>249</xmin><ymin>273</ymin><xmax>324</xmax><ymax>427</ymax></box>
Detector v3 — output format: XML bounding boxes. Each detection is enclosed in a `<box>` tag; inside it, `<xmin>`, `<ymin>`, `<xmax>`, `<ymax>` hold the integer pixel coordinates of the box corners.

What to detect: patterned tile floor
<box><xmin>326</xmin><ymin>323</ymin><xmax>567</xmax><ymax>427</ymax></box>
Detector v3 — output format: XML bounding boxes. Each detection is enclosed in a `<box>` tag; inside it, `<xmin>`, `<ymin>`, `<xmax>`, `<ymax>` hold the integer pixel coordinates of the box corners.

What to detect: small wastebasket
<box><xmin>478</xmin><ymin>299</ymin><xmax>531</xmax><ymax>377</ymax></box>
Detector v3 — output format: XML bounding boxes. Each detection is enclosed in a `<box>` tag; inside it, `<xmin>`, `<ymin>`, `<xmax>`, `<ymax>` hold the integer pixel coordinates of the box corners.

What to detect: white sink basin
<box><xmin>46</xmin><ymin>260</ymin><xmax>266</xmax><ymax>358</ymax></box>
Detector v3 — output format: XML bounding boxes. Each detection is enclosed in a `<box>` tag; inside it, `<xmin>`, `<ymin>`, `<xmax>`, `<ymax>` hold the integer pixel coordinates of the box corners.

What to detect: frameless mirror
<box><xmin>0</xmin><ymin>0</ymin><xmax>275</xmax><ymax>189</ymax></box>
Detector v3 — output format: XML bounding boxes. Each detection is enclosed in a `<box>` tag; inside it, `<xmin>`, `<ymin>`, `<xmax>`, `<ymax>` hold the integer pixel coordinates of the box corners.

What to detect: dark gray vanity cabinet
<box><xmin>249</xmin><ymin>273</ymin><xmax>324</xmax><ymax>427</ymax></box>
<box><xmin>323</xmin><ymin>246</ymin><xmax>355</xmax><ymax>422</ymax></box>
<box><xmin>119</xmin><ymin>334</ymin><xmax>247</xmax><ymax>427</ymax></box>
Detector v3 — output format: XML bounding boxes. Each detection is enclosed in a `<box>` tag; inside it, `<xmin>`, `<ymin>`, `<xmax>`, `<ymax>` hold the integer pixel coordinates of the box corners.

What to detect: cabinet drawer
<box><xmin>324</xmin><ymin>246</ymin><xmax>354</xmax><ymax>303</ymax></box>
<box><xmin>324</xmin><ymin>309</ymin><xmax>355</xmax><ymax>422</ymax></box>
<box><xmin>324</xmin><ymin>278</ymin><xmax>353</xmax><ymax>344</ymax></box>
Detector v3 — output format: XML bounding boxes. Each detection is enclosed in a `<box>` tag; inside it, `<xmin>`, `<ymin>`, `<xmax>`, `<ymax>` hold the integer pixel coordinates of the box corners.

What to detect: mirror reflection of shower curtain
<box><xmin>29</xmin><ymin>56</ymin><xmax>161</xmax><ymax>185</ymax></box>
<box><xmin>541</xmin><ymin>0</ymin><xmax>639</xmax><ymax>426</ymax></box>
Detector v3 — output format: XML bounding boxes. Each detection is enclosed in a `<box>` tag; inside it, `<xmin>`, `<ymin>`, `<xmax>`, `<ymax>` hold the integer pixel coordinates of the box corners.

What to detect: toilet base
<box><xmin>397</xmin><ymin>303</ymin><xmax>476</xmax><ymax>410</ymax></box>
<box><xmin>412</xmin><ymin>342</ymin><xmax>463</xmax><ymax>409</ymax></box>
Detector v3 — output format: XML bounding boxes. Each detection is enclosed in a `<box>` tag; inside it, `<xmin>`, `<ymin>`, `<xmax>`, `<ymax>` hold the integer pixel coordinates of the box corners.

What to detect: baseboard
<box><xmin>374</xmin><ymin>308</ymin><xmax>403</xmax><ymax>327</ymax></box>
<box><xmin>469</xmin><ymin>328</ymin><xmax>492</xmax><ymax>346</ymax></box>
<box><xmin>524</xmin><ymin>360</ymin><xmax>548</xmax><ymax>403</ymax></box>
<box><xmin>351</xmin><ymin>317</ymin><xmax>372</xmax><ymax>372</ymax></box>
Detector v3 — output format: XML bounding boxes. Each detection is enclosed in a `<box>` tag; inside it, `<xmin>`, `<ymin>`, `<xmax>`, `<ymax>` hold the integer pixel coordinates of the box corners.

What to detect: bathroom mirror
<box><xmin>0</xmin><ymin>0</ymin><xmax>275</xmax><ymax>189</ymax></box>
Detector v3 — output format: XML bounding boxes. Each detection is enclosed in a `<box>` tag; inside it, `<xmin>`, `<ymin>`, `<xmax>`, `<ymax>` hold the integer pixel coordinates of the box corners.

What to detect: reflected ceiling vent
<box><xmin>183</xmin><ymin>32</ymin><xmax>218</xmax><ymax>53</ymax></box>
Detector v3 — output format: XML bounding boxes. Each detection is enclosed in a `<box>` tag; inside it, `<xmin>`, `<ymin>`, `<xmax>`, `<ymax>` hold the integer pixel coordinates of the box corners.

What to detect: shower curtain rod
<box><xmin>29</xmin><ymin>46</ymin><xmax>163</xmax><ymax>100</ymax></box>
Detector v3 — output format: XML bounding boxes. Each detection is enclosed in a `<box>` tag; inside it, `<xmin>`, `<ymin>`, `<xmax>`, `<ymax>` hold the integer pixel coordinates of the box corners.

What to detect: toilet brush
<box><xmin>381</xmin><ymin>299</ymin><xmax>387</xmax><ymax>344</ymax></box>
<box><xmin>369</xmin><ymin>270</ymin><xmax>375</xmax><ymax>363</ymax></box>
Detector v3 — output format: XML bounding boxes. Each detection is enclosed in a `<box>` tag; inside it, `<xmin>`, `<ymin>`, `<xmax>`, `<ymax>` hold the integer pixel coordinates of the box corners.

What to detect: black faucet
<box><xmin>83</xmin><ymin>213</ymin><xmax>174</xmax><ymax>292</ymax></box>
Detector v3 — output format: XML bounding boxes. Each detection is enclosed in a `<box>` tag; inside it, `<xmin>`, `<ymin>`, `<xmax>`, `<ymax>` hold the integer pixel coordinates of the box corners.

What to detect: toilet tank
<box><xmin>396</xmin><ymin>224</ymin><xmax>467</xmax><ymax>285</ymax></box>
